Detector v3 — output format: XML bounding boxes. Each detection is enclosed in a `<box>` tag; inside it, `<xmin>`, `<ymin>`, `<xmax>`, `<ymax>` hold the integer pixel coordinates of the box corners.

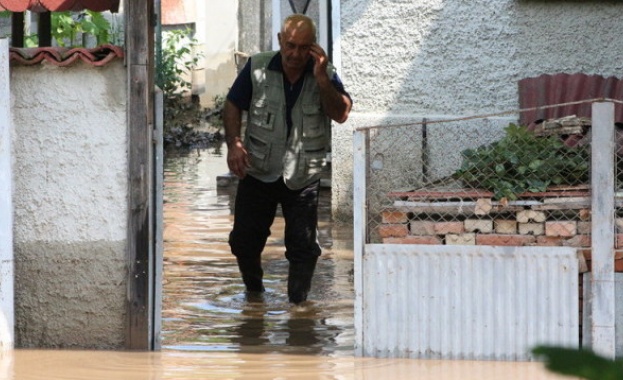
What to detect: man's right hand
<box><xmin>227</xmin><ymin>138</ymin><xmax>250</xmax><ymax>178</ymax></box>
<box><xmin>223</xmin><ymin>99</ymin><xmax>249</xmax><ymax>178</ymax></box>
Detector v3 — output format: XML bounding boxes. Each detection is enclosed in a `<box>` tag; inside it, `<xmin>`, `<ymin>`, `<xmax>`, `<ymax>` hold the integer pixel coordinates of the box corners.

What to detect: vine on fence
<box><xmin>453</xmin><ymin>123</ymin><xmax>590</xmax><ymax>200</ymax></box>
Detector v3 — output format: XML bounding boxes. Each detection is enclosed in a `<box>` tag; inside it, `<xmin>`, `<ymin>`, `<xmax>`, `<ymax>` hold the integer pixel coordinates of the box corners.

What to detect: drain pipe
<box><xmin>0</xmin><ymin>39</ymin><xmax>14</xmax><ymax>350</ymax></box>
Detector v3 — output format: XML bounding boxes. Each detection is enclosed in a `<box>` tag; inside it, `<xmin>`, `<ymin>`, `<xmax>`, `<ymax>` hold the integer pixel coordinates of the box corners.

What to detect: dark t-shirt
<box><xmin>226</xmin><ymin>52</ymin><xmax>350</xmax><ymax>132</ymax></box>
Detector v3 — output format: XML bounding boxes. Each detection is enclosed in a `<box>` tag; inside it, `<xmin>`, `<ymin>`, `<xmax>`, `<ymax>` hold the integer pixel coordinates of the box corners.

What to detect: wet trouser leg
<box><xmin>281</xmin><ymin>180</ymin><xmax>321</xmax><ymax>304</ymax></box>
<box><xmin>229</xmin><ymin>175</ymin><xmax>278</xmax><ymax>292</ymax></box>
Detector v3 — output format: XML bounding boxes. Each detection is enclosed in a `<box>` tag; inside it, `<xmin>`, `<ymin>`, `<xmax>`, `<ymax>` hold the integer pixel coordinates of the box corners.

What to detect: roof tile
<box><xmin>9</xmin><ymin>44</ymin><xmax>124</xmax><ymax>66</ymax></box>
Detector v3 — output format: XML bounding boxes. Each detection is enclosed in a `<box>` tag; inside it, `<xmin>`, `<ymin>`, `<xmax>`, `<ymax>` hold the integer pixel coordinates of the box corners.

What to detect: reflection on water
<box><xmin>1</xmin><ymin>145</ymin><xmax>568</xmax><ymax>379</ymax></box>
<box><xmin>161</xmin><ymin>146</ymin><xmax>355</xmax><ymax>356</ymax></box>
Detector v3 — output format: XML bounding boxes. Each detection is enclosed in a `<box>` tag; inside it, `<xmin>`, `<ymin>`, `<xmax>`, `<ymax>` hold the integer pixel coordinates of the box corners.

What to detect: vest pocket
<box><xmin>249</xmin><ymin>99</ymin><xmax>276</xmax><ymax>131</ymax></box>
<box><xmin>302</xmin><ymin>104</ymin><xmax>326</xmax><ymax>138</ymax></box>
<box><xmin>300</xmin><ymin>139</ymin><xmax>327</xmax><ymax>175</ymax></box>
<box><xmin>247</xmin><ymin>135</ymin><xmax>271</xmax><ymax>172</ymax></box>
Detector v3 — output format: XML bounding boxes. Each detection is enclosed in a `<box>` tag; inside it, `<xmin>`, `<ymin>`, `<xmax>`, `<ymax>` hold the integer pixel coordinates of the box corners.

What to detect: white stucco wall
<box><xmin>11</xmin><ymin>61</ymin><xmax>128</xmax><ymax>348</ymax></box>
<box><xmin>333</xmin><ymin>0</ymin><xmax>623</xmax><ymax>222</ymax></box>
<box><xmin>195</xmin><ymin>1</ymin><xmax>239</xmax><ymax>105</ymax></box>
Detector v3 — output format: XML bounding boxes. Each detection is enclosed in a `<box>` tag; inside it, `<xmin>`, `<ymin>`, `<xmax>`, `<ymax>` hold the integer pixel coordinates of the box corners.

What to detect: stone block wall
<box><xmin>375</xmin><ymin>195</ymin><xmax>623</xmax><ymax>272</ymax></box>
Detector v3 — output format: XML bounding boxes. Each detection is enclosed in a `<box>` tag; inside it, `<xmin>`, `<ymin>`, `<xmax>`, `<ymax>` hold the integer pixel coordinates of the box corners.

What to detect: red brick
<box><xmin>545</xmin><ymin>221</ymin><xmax>577</xmax><ymax>237</ymax></box>
<box><xmin>617</xmin><ymin>234</ymin><xmax>623</xmax><ymax>249</ymax></box>
<box><xmin>563</xmin><ymin>234</ymin><xmax>591</xmax><ymax>247</ymax></box>
<box><xmin>433</xmin><ymin>221</ymin><xmax>464</xmax><ymax>235</ymax></box>
<box><xmin>381</xmin><ymin>211</ymin><xmax>408</xmax><ymax>224</ymax></box>
<box><xmin>476</xmin><ymin>234</ymin><xmax>536</xmax><ymax>246</ymax></box>
<box><xmin>383</xmin><ymin>236</ymin><xmax>443</xmax><ymax>245</ymax></box>
<box><xmin>536</xmin><ymin>236</ymin><xmax>564</xmax><ymax>246</ymax></box>
<box><xmin>378</xmin><ymin>224</ymin><xmax>408</xmax><ymax>238</ymax></box>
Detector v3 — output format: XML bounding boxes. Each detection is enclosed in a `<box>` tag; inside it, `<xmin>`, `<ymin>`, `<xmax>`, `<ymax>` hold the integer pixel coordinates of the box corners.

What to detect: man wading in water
<box><xmin>223</xmin><ymin>14</ymin><xmax>352</xmax><ymax>304</ymax></box>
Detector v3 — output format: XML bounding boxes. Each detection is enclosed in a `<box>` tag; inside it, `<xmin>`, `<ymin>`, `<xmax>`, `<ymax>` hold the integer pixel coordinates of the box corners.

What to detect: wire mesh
<box><xmin>365</xmin><ymin>114</ymin><xmax>599</xmax><ymax>249</ymax></box>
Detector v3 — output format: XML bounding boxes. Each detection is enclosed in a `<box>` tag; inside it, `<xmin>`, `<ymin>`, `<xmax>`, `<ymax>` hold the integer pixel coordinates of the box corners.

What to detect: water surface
<box><xmin>161</xmin><ymin>146</ymin><xmax>355</xmax><ymax>356</ymax></box>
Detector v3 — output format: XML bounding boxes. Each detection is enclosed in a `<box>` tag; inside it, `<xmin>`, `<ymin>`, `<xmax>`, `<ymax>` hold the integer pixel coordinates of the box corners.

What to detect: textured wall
<box><xmin>11</xmin><ymin>61</ymin><xmax>128</xmax><ymax>348</ymax></box>
<box><xmin>333</xmin><ymin>0</ymin><xmax>623</xmax><ymax>222</ymax></box>
<box><xmin>195</xmin><ymin>1</ymin><xmax>239</xmax><ymax>106</ymax></box>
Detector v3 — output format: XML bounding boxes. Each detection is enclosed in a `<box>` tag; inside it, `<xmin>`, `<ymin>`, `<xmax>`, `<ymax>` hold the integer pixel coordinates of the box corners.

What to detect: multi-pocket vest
<box><xmin>245</xmin><ymin>51</ymin><xmax>334</xmax><ymax>190</ymax></box>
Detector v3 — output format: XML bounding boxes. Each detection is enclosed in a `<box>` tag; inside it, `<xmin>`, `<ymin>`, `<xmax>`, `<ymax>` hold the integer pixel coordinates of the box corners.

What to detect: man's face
<box><xmin>278</xmin><ymin>21</ymin><xmax>315</xmax><ymax>72</ymax></box>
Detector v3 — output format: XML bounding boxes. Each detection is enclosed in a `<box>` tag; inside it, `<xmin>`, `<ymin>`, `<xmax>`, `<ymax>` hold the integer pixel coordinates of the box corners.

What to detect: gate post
<box><xmin>0</xmin><ymin>38</ymin><xmax>14</xmax><ymax>350</ymax></box>
<box><xmin>590</xmin><ymin>101</ymin><xmax>616</xmax><ymax>358</ymax></box>
<box><xmin>353</xmin><ymin>128</ymin><xmax>368</xmax><ymax>356</ymax></box>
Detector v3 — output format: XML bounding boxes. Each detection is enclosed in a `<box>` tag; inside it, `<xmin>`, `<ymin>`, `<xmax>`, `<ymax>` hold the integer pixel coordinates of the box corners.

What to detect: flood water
<box><xmin>161</xmin><ymin>145</ymin><xmax>356</xmax><ymax>356</ymax></box>
<box><xmin>3</xmin><ymin>145</ymin><xmax>569</xmax><ymax>379</ymax></box>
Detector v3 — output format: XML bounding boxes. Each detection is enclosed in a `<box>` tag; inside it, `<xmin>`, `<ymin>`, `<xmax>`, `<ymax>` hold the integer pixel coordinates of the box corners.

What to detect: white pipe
<box><xmin>330</xmin><ymin>0</ymin><xmax>341</xmax><ymax>72</ymax></box>
<box><xmin>0</xmin><ymin>38</ymin><xmax>14</xmax><ymax>350</ymax></box>
<box><xmin>271</xmin><ymin>0</ymin><xmax>281</xmax><ymax>50</ymax></box>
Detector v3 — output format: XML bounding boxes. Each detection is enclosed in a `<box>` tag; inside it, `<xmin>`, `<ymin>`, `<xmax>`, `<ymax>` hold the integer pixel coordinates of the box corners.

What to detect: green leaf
<box><xmin>528</xmin><ymin>159</ymin><xmax>543</xmax><ymax>170</ymax></box>
<box><xmin>533</xmin><ymin>346</ymin><xmax>623</xmax><ymax>380</ymax></box>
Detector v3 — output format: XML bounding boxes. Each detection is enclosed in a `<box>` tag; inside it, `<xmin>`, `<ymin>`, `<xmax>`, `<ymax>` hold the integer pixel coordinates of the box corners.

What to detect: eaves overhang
<box><xmin>0</xmin><ymin>0</ymin><xmax>119</xmax><ymax>12</ymax></box>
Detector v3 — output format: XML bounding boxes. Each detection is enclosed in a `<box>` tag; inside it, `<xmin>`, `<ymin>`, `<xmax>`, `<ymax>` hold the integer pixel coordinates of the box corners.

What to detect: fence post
<box><xmin>590</xmin><ymin>101</ymin><xmax>616</xmax><ymax>358</ymax></box>
<box><xmin>353</xmin><ymin>128</ymin><xmax>368</xmax><ymax>356</ymax></box>
<box><xmin>0</xmin><ymin>38</ymin><xmax>14</xmax><ymax>350</ymax></box>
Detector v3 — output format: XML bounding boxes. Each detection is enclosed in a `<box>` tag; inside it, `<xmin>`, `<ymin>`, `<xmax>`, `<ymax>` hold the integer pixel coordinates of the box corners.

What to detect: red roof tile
<box><xmin>9</xmin><ymin>44</ymin><xmax>124</xmax><ymax>66</ymax></box>
<box><xmin>0</xmin><ymin>0</ymin><xmax>119</xmax><ymax>12</ymax></box>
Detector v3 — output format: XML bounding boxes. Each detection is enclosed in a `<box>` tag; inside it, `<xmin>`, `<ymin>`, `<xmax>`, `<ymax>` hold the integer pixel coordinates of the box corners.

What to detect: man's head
<box><xmin>278</xmin><ymin>14</ymin><xmax>317</xmax><ymax>72</ymax></box>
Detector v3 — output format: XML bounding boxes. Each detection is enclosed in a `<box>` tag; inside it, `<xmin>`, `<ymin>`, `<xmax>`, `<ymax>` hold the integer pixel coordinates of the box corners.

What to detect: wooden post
<box><xmin>590</xmin><ymin>101</ymin><xmax>616</xmax><ymax>358</ymax></box>
<box><xmin>126</xmin><ymin>0</ymin><xmax>155</xmax><ymax>350</ymax></box>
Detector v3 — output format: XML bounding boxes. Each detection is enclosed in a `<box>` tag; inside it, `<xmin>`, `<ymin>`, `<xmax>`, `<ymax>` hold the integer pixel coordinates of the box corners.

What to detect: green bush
<box><xmin>157</xmin><ymin>29</ymin><xmax>201</xmax><ymax>100</ymax></box>
<box><xmin>453</xmin><ymin>123</ymin><xmax>589</xmax><ymax>200</ymax></box>
<box><xmin>1</xmin><ymin>10</ymin><xmax>116</xmax><ymax>48</ymax></box>
<box><xmin>52</xmin><ymin>11</ymin><xmax>111</xmax><ymax>47</ymax></box>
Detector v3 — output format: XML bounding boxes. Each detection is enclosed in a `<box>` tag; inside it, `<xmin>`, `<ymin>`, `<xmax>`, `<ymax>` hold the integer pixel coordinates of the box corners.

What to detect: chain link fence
<box><xmin>363</xmin><ymin>111</ymin><xmax>605</xmax><ymax>251</ymax></box>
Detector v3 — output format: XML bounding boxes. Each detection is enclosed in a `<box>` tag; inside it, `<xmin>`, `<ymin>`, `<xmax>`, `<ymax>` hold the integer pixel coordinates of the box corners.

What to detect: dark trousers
<box><xmin>229</xmin><ymin>175</ymin><xmax>321</xmax><ymax>268</ymax></box>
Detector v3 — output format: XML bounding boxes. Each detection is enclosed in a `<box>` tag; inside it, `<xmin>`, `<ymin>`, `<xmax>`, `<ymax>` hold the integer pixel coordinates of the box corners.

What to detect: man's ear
<box><xmin>277</xmin><ymin>32</ymin><xmax>282</xmax><ymax>46</ymax></box>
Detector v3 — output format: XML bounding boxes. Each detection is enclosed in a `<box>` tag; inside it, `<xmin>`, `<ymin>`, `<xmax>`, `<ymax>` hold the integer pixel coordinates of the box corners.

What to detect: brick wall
<box><xmin>377</xmin><ymin>199</ymin><xmax>623</xmax><ymax>272</ymax></box>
